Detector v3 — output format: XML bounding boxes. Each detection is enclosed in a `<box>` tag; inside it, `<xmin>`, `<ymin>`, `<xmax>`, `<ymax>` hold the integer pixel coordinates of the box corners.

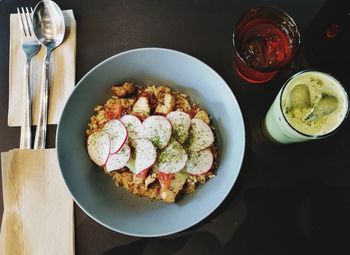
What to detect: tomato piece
<box><xmin>106</xmin><ymin>104</ymin><xmax>123</xmax><ymax>120</ymax></box>
<box><xmin>158</xmin><ymin>172</ymin><xmax>173</xmax><ymax>190</ymax></box>
<box><xmin>133</xmin><ymin>168</ymin><xmax>150</xmax><ymax>185</ymax></box>
<box><xmin>136</xmin><ymin>168</ymin><xmax>149</xmax><ymax>178</ymax></box>
<box><xmin>106</xmin><ymin>110</ymin><xmax>116</xmax><ymax>120</ymax></box>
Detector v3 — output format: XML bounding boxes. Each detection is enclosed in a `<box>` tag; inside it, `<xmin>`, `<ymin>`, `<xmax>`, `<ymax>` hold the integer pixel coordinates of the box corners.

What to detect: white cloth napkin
<box><xmin>0</xmin><ymin>149</ymin><xmax>75</xmax><ymax>255</ymax></box>
<box><xmin>8</xmin><ymin>10</ymin><xmax>76</xmax><ymax>127</ymax></box>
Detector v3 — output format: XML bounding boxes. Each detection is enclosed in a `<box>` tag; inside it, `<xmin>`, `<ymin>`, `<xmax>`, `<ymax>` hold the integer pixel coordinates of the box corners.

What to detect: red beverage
<box><xmin>233</xmin><ymin>7</ymin><xmax>300</xmax><ymax>84</ymax></box>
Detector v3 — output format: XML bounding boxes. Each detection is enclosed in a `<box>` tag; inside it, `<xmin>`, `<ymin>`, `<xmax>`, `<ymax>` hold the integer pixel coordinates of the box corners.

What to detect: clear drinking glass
<box><xmin>233</xmin><ymin>6</ymin><xmax>301</xmax><ymax>84</ymax></box>
<box><xmin>262</xmin><ymin>70</ymin><xmax>349</xmax><ymax>144</ymax></box>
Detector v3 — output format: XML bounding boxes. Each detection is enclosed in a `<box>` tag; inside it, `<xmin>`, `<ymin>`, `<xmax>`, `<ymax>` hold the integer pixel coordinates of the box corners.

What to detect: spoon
<box><xmin>33</xmin><ymin>0</ymin><xmax>65</xmax><ymax>149</ymax></box>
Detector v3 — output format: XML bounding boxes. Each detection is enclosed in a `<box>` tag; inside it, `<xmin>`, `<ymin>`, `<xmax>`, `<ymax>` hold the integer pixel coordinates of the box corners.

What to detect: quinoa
<box><xmin>87</xmin><ymin>82</ymin><xmax>219</xmax><ymax>203</ymax></box>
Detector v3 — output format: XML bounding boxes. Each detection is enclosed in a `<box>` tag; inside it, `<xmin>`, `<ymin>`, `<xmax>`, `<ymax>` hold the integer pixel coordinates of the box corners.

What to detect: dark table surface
<box><xmin>1</xmin><ymin>0</ymin><xmax>350</xmax><ymax>254</ymax></box>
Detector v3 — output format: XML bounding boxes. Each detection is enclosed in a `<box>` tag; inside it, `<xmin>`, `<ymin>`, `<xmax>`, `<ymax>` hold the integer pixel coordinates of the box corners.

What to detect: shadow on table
<box><xmin>102</xmin><ymin>239</ymin><xmax>148</xmax><ymax>255</ymax></box>
<box><xmin>80</xmin><ymin>179</ymin><xmax>350</xmax><ymax>255</ymax></box>
<box><xmin>223</xmin><ymin>180</ymin><xmax>350</xmax><ymax>255</ymax></box>
<box><xmin>102</xmin><ymin>231</ymin><xmax>224</xmax><ymax>255</ymax></box>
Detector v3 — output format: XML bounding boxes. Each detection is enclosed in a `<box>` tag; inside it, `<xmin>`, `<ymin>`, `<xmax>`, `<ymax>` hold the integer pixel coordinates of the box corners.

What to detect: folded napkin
<box><xmin>8</xmin><ymin>10</ymin><xmax>76</xmax><ymax>127</ymax></box>
<box><xmin>0</xmin><ymin>149</ymin><xmax>74</xmax><ymax>255</ymax></box>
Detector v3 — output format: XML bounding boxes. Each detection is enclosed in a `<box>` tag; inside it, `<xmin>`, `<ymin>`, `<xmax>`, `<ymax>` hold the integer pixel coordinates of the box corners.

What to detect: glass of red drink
<box><xmin>233</xmin><ymin>6</ymin><xmax>301</xmax><ymax>84</ymax></box>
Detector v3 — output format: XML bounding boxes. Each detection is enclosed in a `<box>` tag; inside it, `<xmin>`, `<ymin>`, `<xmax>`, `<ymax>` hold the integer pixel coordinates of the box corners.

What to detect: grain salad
<box><xmin>86</xmin><ymin>82</ymin><xmax>219</xmax><ymax>203</ymax></box>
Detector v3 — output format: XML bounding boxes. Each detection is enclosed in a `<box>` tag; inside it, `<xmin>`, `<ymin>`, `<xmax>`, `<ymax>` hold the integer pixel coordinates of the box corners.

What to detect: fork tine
<box><xmin>25</xmin><ymin>7</ymin><xmax>34</xmax><ymax>36</ymax></box>
<box><xmin>20</xmin><ymin>7</ymin><xmax>30</xmax><ymax>37</ymax></box>
<box><xmin>23</xmin><ymin>7</ymin><xmax>32</xmax><ymax>37</ymax></box>
<box><xmin>17</xmin><ymin>7</ymin><xmax>27</xmax><ymax>37</ymax></box>
<box><xmin>30</xmin><ymin>7</ymin><xmax>34</xmax><ymax>22</ymax></box>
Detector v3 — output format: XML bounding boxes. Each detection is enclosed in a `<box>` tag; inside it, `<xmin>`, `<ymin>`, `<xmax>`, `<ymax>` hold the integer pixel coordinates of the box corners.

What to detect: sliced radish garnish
<box><xmin>87</xmin><ymin>131</ymin><xmax>110</xmax><ymax>166</ymax></box>
<box><xmin>102</xmin><ymin>119</ymin><xmax>128</xmax><ymax>153</ymax></box>
<box><xmin>157</xmin><ymin>140</ymin><xmax>188</xmax><ymax>174</ymax></box>
<box><xmin>126</xmin><ymin>148</ymin><xmax>136</xmax><ymax>173</ymax></box>
<box><xmin>134</xmin><ymin>138</ymin><xmax>157</xmax><ymax>174</ymax></box>
<box><xmin>186</xmin><ymin>149</ymin><xmax>213</xmax><ymax>175</ymax></box>
<box><xmin>105</xmin><ymin>144</ymin><xmax>131</xmax><ymax>172</ymax></box>
<box><xmin>166</xmin><ymin>111</ymin><xmax>191</xmax><ymax>144</ymax></box>
<box><xmin>142</xmin><ymin>116</ymin><xmax>172</xmax><ymax>149</ymax></box>
<box><xmin>188</xmin><ymin>118</ymin><xmax>214</xmax><ymax>152</ymax></box>
<box><xmin>120</xmin><ymin>115</ymin><xmax>144</xmax><ymax>140</ymax></box>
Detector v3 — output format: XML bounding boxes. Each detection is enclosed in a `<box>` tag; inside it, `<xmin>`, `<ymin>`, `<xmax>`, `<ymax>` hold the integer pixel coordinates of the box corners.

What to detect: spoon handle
<box><xmin>34</xmin><ymin>49</ymin><xmax>52</xmax><ymax>149</ymax></box>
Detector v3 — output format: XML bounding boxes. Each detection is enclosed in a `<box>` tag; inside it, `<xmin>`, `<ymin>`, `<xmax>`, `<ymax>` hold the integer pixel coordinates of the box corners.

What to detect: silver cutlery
<box><xmin>17</xmin><ymin>7</ymin><xmax>41</xmax><ymax>149</ymax></box>
<box><xmin>33</xmin><ymin>0</ymin><xmax>65</xmax><ymax>149</ymax></box>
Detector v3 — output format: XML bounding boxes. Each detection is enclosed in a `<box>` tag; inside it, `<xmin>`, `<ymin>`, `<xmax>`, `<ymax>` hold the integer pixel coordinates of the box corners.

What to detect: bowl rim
<box><xmin>56</xmin><ymin>47</ymin><xmax>246</xmax><ymax>237</ymax></box>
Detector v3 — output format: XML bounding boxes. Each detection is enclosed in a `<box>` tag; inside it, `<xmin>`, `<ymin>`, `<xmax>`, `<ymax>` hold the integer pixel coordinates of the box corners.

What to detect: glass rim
<box><xmin>233</xmin><ymin>5</ymin><xmax>301</xmax><ymax>72</ymax></box>
<box><xmin>279</xmin><ymin>69</ymin><xmax>350</xmax><ymax>139</ymax></box>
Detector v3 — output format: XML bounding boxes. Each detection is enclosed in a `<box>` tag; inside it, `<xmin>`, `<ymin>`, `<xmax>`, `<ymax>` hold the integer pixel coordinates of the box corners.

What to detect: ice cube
<box><xmin>241</xmin><ymin>35</ymin><xmax>267</xmax><ymax>68</ymax></box>
<box><xmin>308</xmin><ymin>94</ymin><xmax>339</xmax><ymax>121</ymax></box>
<box><xmin>265</xmin><ymin>34</ymin><xmax>283</xmax><ymax>66</ymax></box>
<box><xmin>289</xmin><ymin>84</ymin><xmax>311</xmax><ymax>110</ymax></box>
<box><xmin>241</xmin><ymin>34</ymin><xmax>283</xmax><ymax>68</ymax></box>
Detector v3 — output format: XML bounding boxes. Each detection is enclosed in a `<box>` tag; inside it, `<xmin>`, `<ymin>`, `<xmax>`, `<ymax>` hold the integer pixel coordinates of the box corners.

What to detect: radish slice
<box><xmin>126</xmin><ymin>149</ymin><xmax>136</xmax><ymax>173</ymax></box>
<box><xmin>105</xmin><ymin>144</ymin><xmax>131</xmax><ymax>172</ymax></box>
<box><xmin>157</xmin><ymin>140</ymin><xmax>188</xmax><ymax>174</ymax></box>
<box><xmin>102</xmin><ymin>119</ymin><xmax>128</xmax><ymax>153</ymax></box>
<box><xmin>87</xmin><ymin>131</ymin><xmax>110</xmax><ymax>166</ymax></box>
<box><xmin>120</xmin><ymin>115</ymin><xmax>144</xmax><ymax>140</ymax></box>
<box><xmin>186</xmin><ymin>149</ymin><xmax>213</xmax><ymax>175</ymax></box>
<box><xmin>166</xmin><ymin>111</ymin><xmax>191</xmax><ymax>144</ymax></box>
<box><xmin>142</xmin><ymin>116</ymin><xmax>172</xmax><ymax>149</ymax></box>
<box><xmin>188</xmin><ymin>118</ymin><xmax>214</xmax><ymax>152</ymax></box>
<box><xmin>134</xmin><ymin>138</ymin><xmax>157</xmax><ymax>174</ymax></box>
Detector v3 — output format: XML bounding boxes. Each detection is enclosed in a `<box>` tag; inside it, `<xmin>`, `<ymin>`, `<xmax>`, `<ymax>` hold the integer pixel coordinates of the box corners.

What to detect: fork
<box><xmin>17</xmin><ymin>7</ymin><xmax>40</xmax><ymax>149</ymax></box>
